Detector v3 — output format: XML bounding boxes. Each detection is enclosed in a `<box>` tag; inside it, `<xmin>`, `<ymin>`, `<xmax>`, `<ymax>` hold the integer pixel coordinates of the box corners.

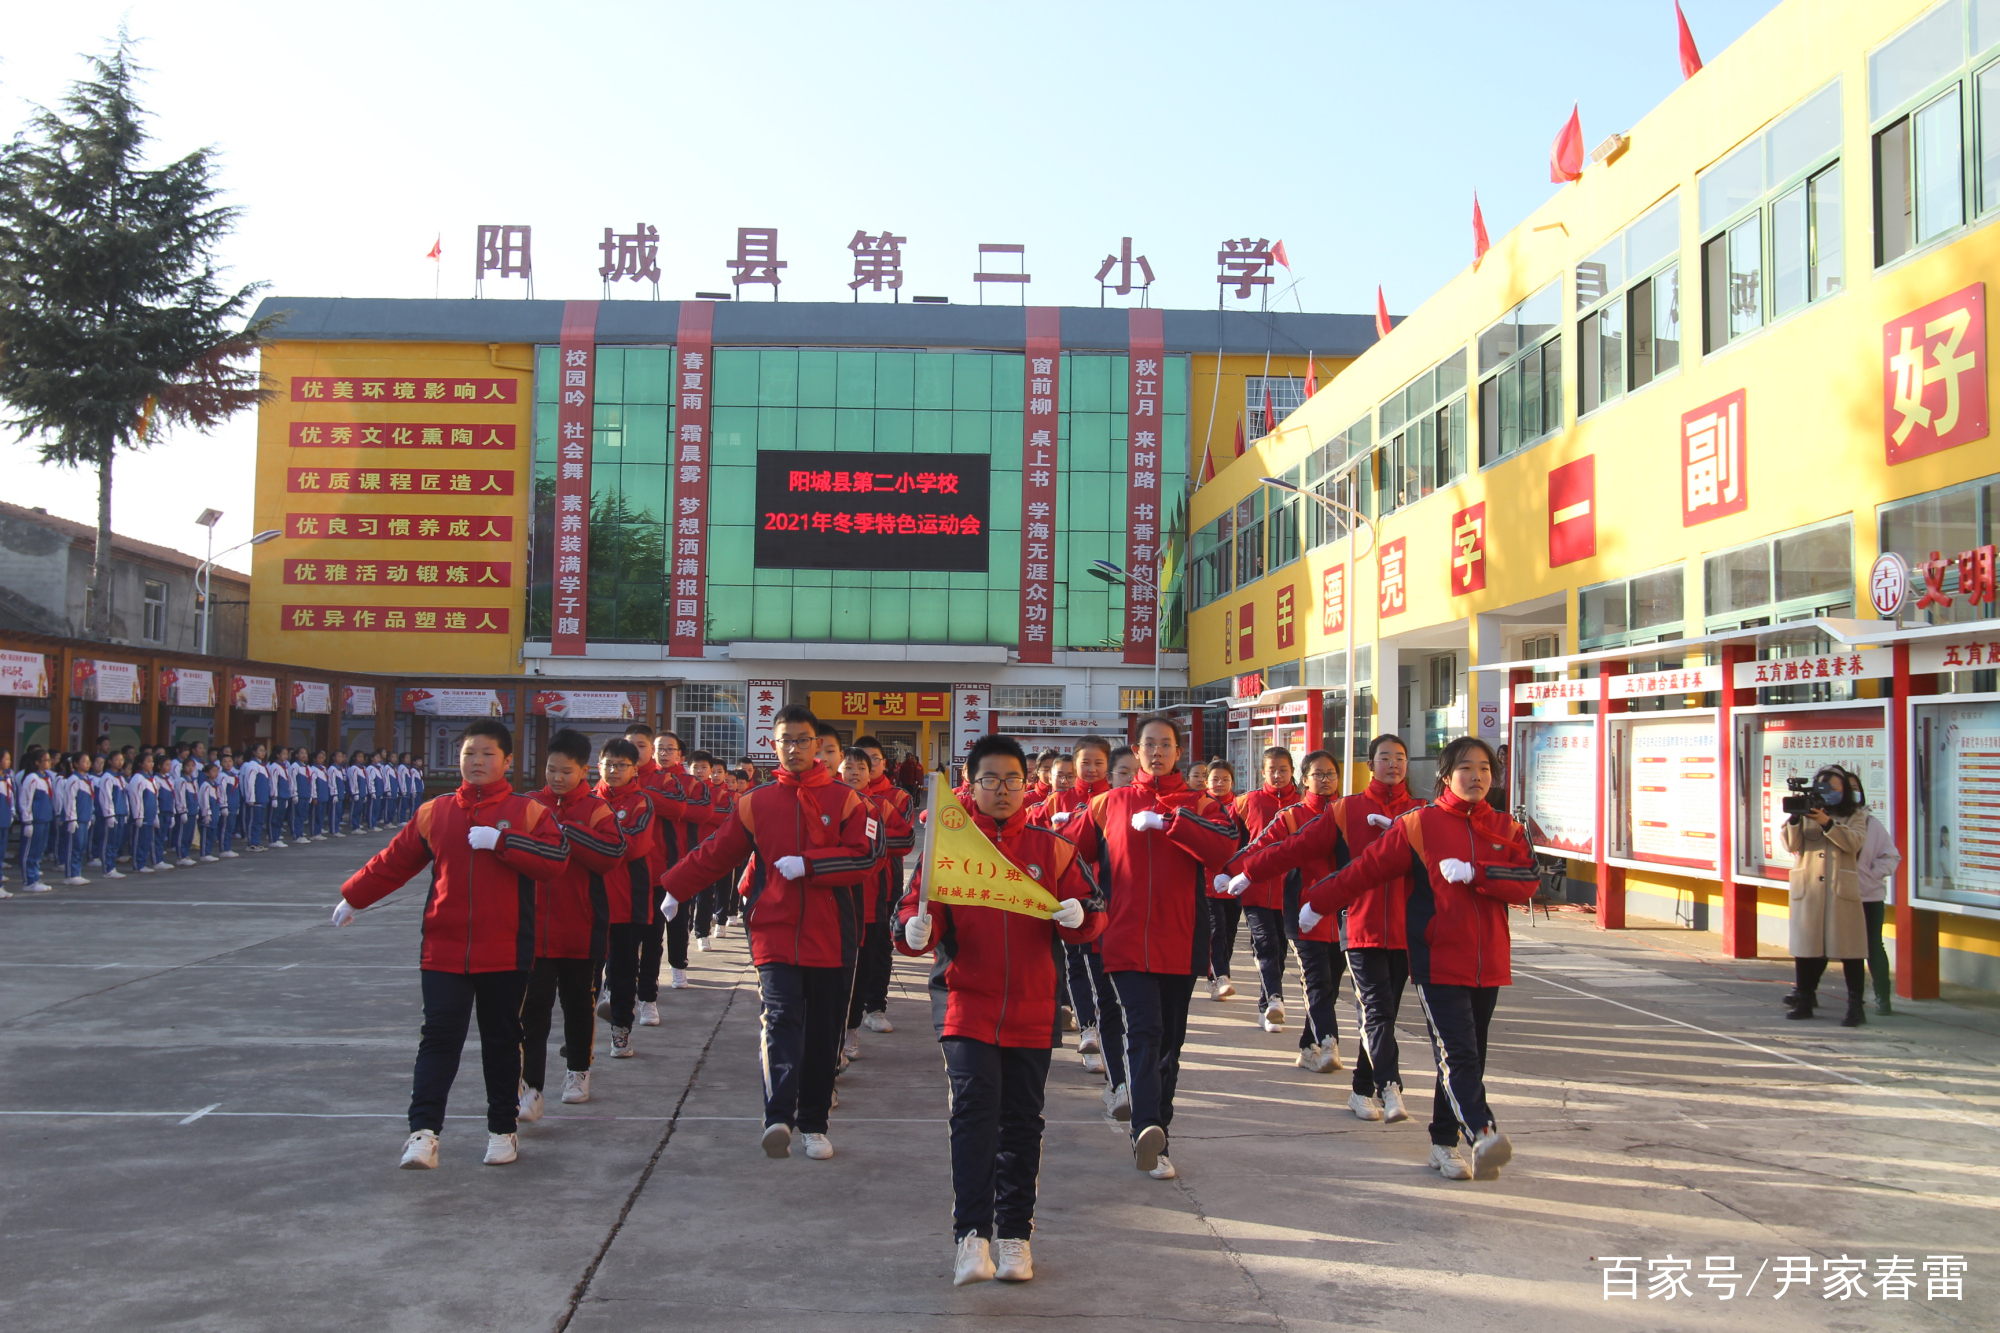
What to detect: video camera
<box><xmin>1780</xmin><ymin>776</ymin><xmax>1824</xmax><ymax>817</ymax></box>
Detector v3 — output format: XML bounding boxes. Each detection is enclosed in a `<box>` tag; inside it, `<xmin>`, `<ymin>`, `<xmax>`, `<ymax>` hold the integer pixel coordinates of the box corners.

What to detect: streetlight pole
<box><xmin>193</xmin><ymin>514</ymin><xmax>281</xmax><ymax>657</ymax></box>
<box><xmin>1087</xmin><ymin>555</ymin><xmax>1171</xmax><ymax>718</ymax></box>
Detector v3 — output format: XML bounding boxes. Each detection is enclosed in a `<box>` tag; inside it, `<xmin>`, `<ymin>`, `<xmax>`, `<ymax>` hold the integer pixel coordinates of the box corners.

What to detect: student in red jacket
<box><xmin>692</xmin><ymin>755</ymin><xmax>738</xmax><ymax>951</ymax></box>
<box><xmin>520</xmin><ymin>729</ymin><xmax>627</xmax><ymax>1118</ymax></box>
<box><xmin>1334</xmin><ymin>735</ymin><xmax>1424</xmax><ymax>1122</ymax></box>
<box><xmin>630</xmin><ymin>725</ymin><xmax>709</xmax><ymax>1000</ymax></box>
<box><xmin>1032</xmin><ymin>737</ymin><xmax>1118</xmax><ymax>1086</ymax></box>
<box><xmin>1233</xmin><ymin>747</ymin><xmax>1304</xmax><ymax>1033</ymax></box>
<box><xmin>1299</xmin><ymin>735</ymin><xmax>1537</xmax><ymax>1182</ymax></box>
<box><xmin>1066</xmin><ymin>716</ymin><xmax>1238</xmax><ymax>1180</ymax></box>
<box><xmin>1218</xmin><ymin>749</ymin><xmax>1346</xmax><ymax>1074</ymax></box>
<box><xmin>659</xmin><ymin>705</ymin><xmax>878</xmax><ymax>1161</ymax></box>
<box><xmin>847</xmin><ymin>734</ymin><xmax>915</xmax><ymax>1048</ymax></box>
<box><xmin>594</xmin><ymin>738</ymin><xmax>659</xmax><ymax>1058</ymax></box>
<box><xmin>896</xmin><ymin>735</ymin><xmax>1105</xmax><ymax>1287</ymax></box>
<box><xmin>1200</xmin><ymin>760</ymin><xmax>1243</xmax><ymax>1001</ymax></box>
<box><xmin>332</xmin><ymin>720</ymin><xmax>569</xmax><ymax>1170</ymax></box>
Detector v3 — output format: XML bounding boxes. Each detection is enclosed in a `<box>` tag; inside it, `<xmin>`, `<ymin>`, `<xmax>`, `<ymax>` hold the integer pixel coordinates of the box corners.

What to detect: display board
<box><xmin>1912</xmin><ymin>698</ymin><xmax>2000</xmax><ymax>919</ymax></box>
<box><xmin>1513</xmin><ymin>718</ymin><xmax>1597</xmax><ymax>856</ymax></box>
<box><xmin>753</xmin><ymin>450</ymin><xmax>990</xmax><ymax>572</ymax></box>
<box><xmin>1739</xmin><ymin>706</ymin><xmax>1889</xmax><ymax>882</ymax></box>
<box><xmin>1620</xmin><ymin>716</ymin><xmax>1719</xmax><ymax>871</ymax></box>
<box><xmin>0</xmin><ymin>650</ymin><xmax>48</xmax><ymax>698</ymax></box>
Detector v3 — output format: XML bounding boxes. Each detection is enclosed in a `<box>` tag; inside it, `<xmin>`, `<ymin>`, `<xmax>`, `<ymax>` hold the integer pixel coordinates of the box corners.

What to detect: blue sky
<box><xmin>1</xmin><ymin>0</ymin><xmax>1783</xmax><ymax>561</ymax></box>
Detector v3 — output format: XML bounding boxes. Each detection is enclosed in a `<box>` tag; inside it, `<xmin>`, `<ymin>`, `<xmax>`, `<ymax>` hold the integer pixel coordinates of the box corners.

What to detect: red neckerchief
<box><xmin>779</xmin><ymin>760</ymin><xmax>839</xmax><ymax>847</ymax></box>
<box><xmin>455</xmin><ymin>779</ymin><xmax>512</xmax><ymax>822</ymax></box>
<box><xmin>865</xmin><ymin>775</ymin><xmax>897</xmax><ymax>797</ymax></box>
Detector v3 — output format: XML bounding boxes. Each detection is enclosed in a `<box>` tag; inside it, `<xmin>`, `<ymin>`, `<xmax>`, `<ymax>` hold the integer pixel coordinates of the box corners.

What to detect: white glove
<box><xmin>1212</xmin><ymin>873</ymin><xmax>1233</xmax><ymax>894</ymax></box>
<box><xmin>904</xmin><ymin>912</ymin><xmax>933</xmax><ymax>950</ymax></box>
<box><xmin>467</xmin><ymin>826</ymin><xmax>500</xmax><ymax>851</ymax></box>
<box><xmin>331</xmin><ymin>900</ymin><xmax>356</xmax><ymax>927</ymax></box>
<box><xmin>1367</xmin><ymin>813</ymin><xmax>1394</xmax><ymax>830</ymax></box>
<box><xmin>1051</xmin><ymin>898</ymin><xmax>1085</xmax><ymax>929</ymax></box>
<box><xmin>1130</xmin><ymin>811</ymin><xmax>1167</xmax><ymax>833</ymax></box>
<box><xmin>660</xmin><ymin>894</ymin><xmax>679</xmax><ymax>922</ymax></box>
<box><xmin>1223</xmin><ymin>873</ymin><xmax>1252</xmax><ymax>897</ymax></box>
<box><xmin>1051</xmin><ymin>811</ymin><xmax>1071</xmax><ymax>826</ymax></box>
<box><xmin>1298</xmin><ymin>903</ymin><xmax>1324</xmax><ymax>934</ymax></box>
<box><xmin>1440</xmin><ymin>858</ymin><xmax>1475</xmax><ymax>885</ymax></box>
<box><xmin>775</xmin><ymin>855</ymin><xmax>807</xmax><ymax>880</ymax></box>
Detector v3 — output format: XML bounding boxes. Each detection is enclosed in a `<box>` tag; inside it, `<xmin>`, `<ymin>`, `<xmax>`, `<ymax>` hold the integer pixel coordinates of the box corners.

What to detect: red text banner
<box><xmin>290</xmin><ymin>376</ymin><xmax>518</xmax><ymax>403</ymax></box>
<box><xmin>1681</xmin><ymin>389</ymin><xmax>1747</xmax><ymax>526</ymax></box>
<box><xmin>670</xmin><ymin>301</ymin><xmax>715</xmax><ymax>659</ymax></box>
<box><xmin>1320</xmin><ymin>564</ymin><xmax>1346</xmax><ymax>635</ymax></box>
<box><xmin>551</xmin><ymin>302</ymin><xmax>599</xmax><ymax>655</ymax></box>
<box><xmin>1450</xmin><ymin>501</ymin><xmax>1487</xmax><ymax>596</ymax></box>
<box><xmin>283</xmin><ymin>605</ymin><xmax>511</xmax><ymax>633</ymax></box>
<box><xmin>287</xmin><ymin>467</ymin><xmax>512</xmax><ymax>495</ymax></box>
<box><xmin>1019</xmin><ymin>307</ymin><xmax>1062</xmax><ymax>663</ymax></box>
<box><xmin>288</xmin><ymin>422</ymin><xmax>515</xmax><ymax>450</ymax></box>
<box><xmin>1124</xmin><ymin>308</ymin><xmax>1165</xmax><ymax>665</ymax></box>
<box><xmin>285</xmin><ymin>513</ymin><xmax>512</xmax><ymax>541</ymax></box>
<box><xmin>1547</xmin><ymin>455</ymin><xmax>1596</xmax><ymax>567</ymax></box>
<box><xmin>1884</xmin><ymin>281</ymin><xmax>1987</xmax><ymax>465</ymax></box>
<box><xmin>283</xmin><ymin>558</ymin><xmax>511</xmax><ymax>587</ymax></box>
<box><xmin>1378</xmin><ymin>537</ymin><xmax>1408</xmax><ymax>617</ymax></box>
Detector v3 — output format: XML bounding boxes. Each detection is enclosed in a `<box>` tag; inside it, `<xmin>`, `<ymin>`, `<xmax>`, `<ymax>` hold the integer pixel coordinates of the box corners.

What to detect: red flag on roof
<box><xmin>1303</xmin><ymin>355</ymin><xmax>1317</xmax><ymax>399</ymax></box>
<box><xmin>1262</xmin><ymin>386</ymin><xmax>1277</xmax><ymax>437</ymax></box>
<box><xmin>1472</xmin><ymin>193</ymin><xmax>1491</xmax><ymax>270</ymax></box>
<box><xmin>1202</xmin><ymin>440</ymin><xmax>1217</xmax><ymax>481</ymax></box>
<box><xmin>1272</xmin><ymin>239</ymin><xmax>1291</xmax><ymax>270</ymax></box>
<box><xmin>1675</xmin><ymin>1</ymin><xmax>1703</xmax><ymax>79</ymax></box>
<box><xmin>1232</xmin><ymin>413</ymin><xmax>1245</xmax><ymax>458</ymax></box>
<box><xmin>426</xmin><ymin>234</ymin><xmax>441</xmax><ymax>262</ymax></box>
<box><xmin>1374</xmin><ymin>286</ymin><xmax>1392</xmax><ymax>340</ymax></box>
<box><xmin>1550</xmin><ymin>104</ymin><xmax>1584</xmax><ymax>183</ymax></box>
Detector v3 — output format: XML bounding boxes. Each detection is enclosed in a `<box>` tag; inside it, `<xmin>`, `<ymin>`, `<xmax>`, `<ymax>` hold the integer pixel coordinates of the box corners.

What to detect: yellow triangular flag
<box><xmin>919</xmin><ymin>775</ymin><xmax>1059</xmax><ymax>920</ymax></box>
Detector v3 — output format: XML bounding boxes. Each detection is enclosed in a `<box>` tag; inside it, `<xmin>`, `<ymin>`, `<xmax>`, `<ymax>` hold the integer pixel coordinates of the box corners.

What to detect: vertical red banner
<box><xmin>1449</xmin><ymin>500</ymin><xmax>1487</xmax><ymax>596</ymax></box>
<box><xmin>1018</xmin><ymin>307</ymin><xmax>1062</xmax><ymax>663</ymax></box>
<box><xmin>1275</xmin><ymin>584</ymin><xmax>1296</xmax><ymax>650</ymax></box>
<box><xmin>552</xmin><ymin>301</ymin><xmax>599</xmax><ymax>656</ymax></box>
<box><xmin>1547</xmin><ymin>454</ymin><xmax>1596</xmax><ymax>567</ymax></box>
<box><xmin>1124</xmin><ymin>308</ymin><xmax>1165</xmax><ymax>665</ymax></box>
<box><xmin>670</xmin><ymin>302</ymin><xmax>716</xmax><ymax>659</ymax></box>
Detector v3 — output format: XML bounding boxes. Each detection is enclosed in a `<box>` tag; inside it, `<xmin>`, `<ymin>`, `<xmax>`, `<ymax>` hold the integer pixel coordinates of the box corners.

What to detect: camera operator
<box><xmin>1781</xmin><ymin>765</ymin><xmax>1870</xmax><ymax>1027</ymax></box>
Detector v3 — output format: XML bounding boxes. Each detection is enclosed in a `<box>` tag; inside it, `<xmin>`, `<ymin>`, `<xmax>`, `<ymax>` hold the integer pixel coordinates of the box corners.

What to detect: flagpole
<box><xmin>916</xmin><ymin>770</ymin><xmax>941</xmax><ymax>920</ymax></box>
<box><xmin>1195</xmin><ymin>344</ymin><xmax>1223</xmax><ymax>486</ymax></box>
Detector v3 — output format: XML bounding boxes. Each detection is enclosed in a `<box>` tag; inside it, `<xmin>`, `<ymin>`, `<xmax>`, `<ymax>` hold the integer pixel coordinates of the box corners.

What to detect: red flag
<box><xmin>425</xmin><ymin>234</ymin><xmax>441</xmax><ymax>262</ymax></box>
<box><xmin>1550</xmin><ymin>104</ymin><xmax>1584</xmax><ymax>183</ymax></box>
<box><xmin>1675</xmin><ymin>1</ymin><xmax>1703</xmax><ymax>79</ymax></box>
<box><xmin>1374</xmin><ymin>286</ymin><xmax>1392</xmax><ymax>340</ymax></box>
<box><xmin>1232</xmin><ymin>413</ymin><xmax>1245</xmax><ymax>458</ymax></box>
<box><xmin>1202</xmin><ymin>441</ymin><xmax>1217</xmax><ymax>481</ymax></box>
<box><xmin>1262</xmin><ymin>386</ymin><xmax>1277</xmax><ymax>437</ymax></box>
<box><xmin>1303</xmin><ymin>355</ymin><xmax>1318</xmax><ymax>399</ymax></box>
<box><xmin>1272</xmin><ymin>239</ymin><xmax>1291</xmax><ymax>270</ymax></box>
<box><xmin>1472</xmin><ymin>193</ymin><xmax>1491</xmax><ymax>270</ymax></box>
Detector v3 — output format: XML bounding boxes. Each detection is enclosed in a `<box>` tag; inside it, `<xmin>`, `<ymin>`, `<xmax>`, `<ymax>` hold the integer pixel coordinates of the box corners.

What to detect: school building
<box><xmin>1190</xmin><ymin>0</ymin><xmax>2000</xmax><ymax>994</ymax></box>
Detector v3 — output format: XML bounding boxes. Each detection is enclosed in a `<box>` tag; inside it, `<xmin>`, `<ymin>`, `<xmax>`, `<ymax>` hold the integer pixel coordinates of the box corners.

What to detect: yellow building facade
<box><xmin>1189</xmin><ymin>0</ymin><xmax>2000</xmax><ymax>989</ymax></box>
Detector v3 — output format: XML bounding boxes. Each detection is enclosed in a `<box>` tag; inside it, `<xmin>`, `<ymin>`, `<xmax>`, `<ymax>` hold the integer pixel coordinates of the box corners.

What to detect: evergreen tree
<box><xmin>0</xmin><ymin>34</ymin><xmax>272</xmax><ymax>639</ymax></box>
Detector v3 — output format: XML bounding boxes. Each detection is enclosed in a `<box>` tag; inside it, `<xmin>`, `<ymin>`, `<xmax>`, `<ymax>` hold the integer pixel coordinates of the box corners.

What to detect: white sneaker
<box><xmin>761</xmin><ymin>1122</ymin><xmax>792</xmax><ymax>1158</ymax></box>
<box><xmin>399</xmin><ymin>1129</ymin><xmax>439</xmax><ymax>1170</ymax></box>
<box><xmin>637</xmin><ymin>1001</ymin><xmax>660</xmax><ymax>1027</ymax></box>
<box><xmin>1263</xmin><ymin>1001</ymin><xmax>1285</xmax><ymax>1026</ymax></box>
<box><xmin>610</xmin><ymin>1026</ymin><xmax>633</xmax><ymax>1058</ymax></box>
<box><xmin>176</xmin><ymin>858</ymin><xmax>196</xmax><ymax>867</ymax></box>
<box><xmin>1082</xmin><ymin>1052</ymin><xmax>1105</xmax><ymax>1074</ymax></box>
<box><xmin>137</xmin><ymin>866</ymin><xmax>154</xmax><ymax>874</ymax></box>
<box><xmin>1107</xmin><ymin>1083</ymin><xmax>1132</xmax><ymax>1122</ymax></box>
<box><xmin>1214</xmin><ymin>978</ymin><xmax>1235</xmax><ymax>999</ymax></box>
<box><xmin>104</xmin><ymin>868</ymin><xmax>125</xmax><ymax>878</ymax></box>
<box><xmin>333</xmin><ymin>832</ymin><xmax>346</xmax><ymax>838</ymax></box>
<box><xmin>802</xmin><ymin>1132</ymin><xmax>833</xmax><ymax>1160</ymax></box>
<box><xmin>200</xmin><ymin>855</ymin><xmax>218</xmax><ymax>863</ymax></box>
<box><xmin>1148</xmin><ymin>1155</ymin><xmax>1178</xmax><ymax>1180</ymax></box>
<box><xmin>1077</xmin><ymin>1025</ymin><xmax>1101</xmax><ymax>1054</ymax></box>
<box><xmin>483</xmin><ymin>1131</ymin><xmax>518</xmax><ymax>1165</ymax></box>
<box><xmin>953</xmin><ymin>1234</ymin><xmax>996</xmax><ymax>1286</ymax></box>
<box><xmin>1429</xmin><ymin>1144</ymin><xmax>1471</xmax><ymax>1180</ymax></box>
<box><xmin>272</xmin><ymin>840</ymin><xmax>288</xmax><ymax>849</ymax></box>
<box><xmin>713</xmin><ymin>920</ymin><xmax>727</xmax><ymax>938</ymax></box>
<box><xmin>862</xmin><ymin>1010</ymin><xmax>893</xmax><ymax>1033</ymax></box>
<box><xmin>518</xmin><ymin>1084</ymin><xmax>544</xmax><ymax>1124</ymax></box>
<box><xmin>1325</xmin><ymin>1043</ymin><xmax>1344</xmax><ymax>1070</ymax></box>
<box><xmin>220</xmin><ymin>850</ymin><xmax>239</xmax><ymax>859</ymax></box>
<box><xmin>595</xmin><ymin>991</ymin><xmax>612</xmax><ymax>1020</ymax></box>
<box><xmin>994</xmin><ymin>1237</ymin><xmax>1034</xmax><ymax>1281</ymax></box>
<box><xmin>669</xmin><ymin>968</ymin><xmax>689</xmax><ymax>990</ymax></box>
<box><xmin>1382</xmin><ymin>1083</ymin><xmax>1409</xmax><ymax>1123</ymax></box>
<box><xmin>561</xmin><ymin>1070</ymin><xmax>591</xmax><ymax>1104</ymax></box>
<box><xmin>1296</xmin><ymin>1042</ymin><xmax>1336</xmax><ymax>1074</ymax></box>
<box><xmin>1132</xmin><ymin>1124</ymin><xmax>1166</xmax><ymax>1172</ymax></box>
<box><xmin>843</xmin><ymin>1032</ymin><xmax>861</xmax><ymax>1060</ymax></box>
<box><xmin>1471</xmin><ymin>1128</ymin><xmax>1512</xmax><ymax>1180</ymax></box>
<box><xmin>19</xmin><ymin>881</ymin><xmax>50</xmax><ymax>893</ymax></box>
<box><xmin>695</xmin><ymin>936</ymin><xmax>711</xmax><ymax>952</ymax></box>
<box><xmin>1207</xmin><ymin>977</ymin><xmax>1224</xmax><ymax>1001</ymax></box>
<box><xmin>1349</xmin><ymin>1091</ymin><xmax>1384</xmax><ymax>1121</ymax></box>
<box><xmin>63</xmin><ymin>876</ymin><xmax>88</xmax><ymax>886</ymax></box>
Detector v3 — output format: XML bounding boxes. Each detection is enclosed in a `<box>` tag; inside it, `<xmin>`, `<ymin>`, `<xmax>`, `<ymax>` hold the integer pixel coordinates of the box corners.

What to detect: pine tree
<box><xmin>0</xmin><ymin>33</ymin><xmax>273</xmax><ymax>640</ymax></box>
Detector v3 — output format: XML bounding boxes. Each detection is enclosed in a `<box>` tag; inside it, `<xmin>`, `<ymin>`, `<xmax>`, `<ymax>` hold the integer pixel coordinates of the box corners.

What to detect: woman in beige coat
<box><xmin>1781</xmin><ymin>766</ymin><xmax>1870</xmax><ymax>1027</ymax></box>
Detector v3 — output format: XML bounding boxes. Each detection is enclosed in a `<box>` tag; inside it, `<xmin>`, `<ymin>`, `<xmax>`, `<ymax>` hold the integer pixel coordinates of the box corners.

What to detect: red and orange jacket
<box><xmin>636</xmin><ymin>760</ymin><xmax>708</xmax><ymax>863</ymax></box>
<box><xmin>660</xmin><ymin>763</ymin><xmax>879</xmax><ymax>969</ymax></box>
<box><xmin>1226</xmin><ymin>790</ymin><xmax>1340</xmax><ymax>942</ymax></box>
<box><xmin>527</xmin><ymin>784</ymin><xmax>627</xmax><ymax>960</ymax></box>
<box><xmin>1303</xmin><ymin>790</ymin><xmax>1538</xmax><ymax>987</ymax></box>
<box><xmin>595</xmin><ymin>777</ymin><xmax>661</xmax><ymax>926</ymax></box>
<box><xmin>1027</xmin><ymin>778</ymin><xmax>1105</xmax><ymax>829</ymax></box>
<box><xmin>1225</xmin><ymin>779</ymin><xmax>1423</xmax><ymax>949</ymax></box>
<box><xmin>860</xmin><ymin>776</ymin><xmax>916</xmax><ymax>924</ymax></box>
<box><xmin>1066</xmin><ymin>769</ymin><xmax>1240</xmax><ymax>975</ymax></box>
<box><xmin>1229</xmin><ymin>783</ymin><xmax>1302</xmax><ymax>909</ymax></box>
<box><xmin>341</xmin><ymin>780</ymin><xmax>570</xmax><ymax>973</ymax></box>
<box><xmin>894</xmin><ymin>808</ymin><xmax>1106</xmax><ymax>1047</ymax></box>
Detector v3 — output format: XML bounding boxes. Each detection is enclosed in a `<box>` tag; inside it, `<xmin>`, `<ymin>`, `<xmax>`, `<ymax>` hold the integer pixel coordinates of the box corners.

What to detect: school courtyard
<box><xmin>0</xmin><ymin>837</ymin><xmax>1990</xmax><ymax>1332</ymax></box>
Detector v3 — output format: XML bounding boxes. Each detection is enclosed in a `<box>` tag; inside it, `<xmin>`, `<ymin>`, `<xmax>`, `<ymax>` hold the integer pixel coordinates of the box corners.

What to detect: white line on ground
<box><xmin>179</xmin><ymin>1104</ymin><xmax>221</xmax><ymax>1125</ymax></box>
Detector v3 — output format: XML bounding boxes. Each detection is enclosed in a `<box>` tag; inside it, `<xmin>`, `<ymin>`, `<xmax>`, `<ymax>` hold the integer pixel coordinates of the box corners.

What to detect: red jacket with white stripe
<box><xmin>1225</xmin><ymin>790</ymin><xmax>1340</xmax><ymax>942</ymax></box>
<box><xmin>1229</xmin><ymin>783</ymin><xmax>1302</xmax><ymax>908</ymax></box>
<box><xmin>341</xmin><ymin>781</ymin><xmax>570</xmax><ymax>973</ymax></box>
<box><xmin>1065</xmin><ymin>769</ymin><xmax>1240</xmax><ymax>975</ymax></box>
<box><xmin>894</xmin><ymin>808</ymin><xmax>1106</xmax><ymax>1047</ymax></box>
<box><xmin>659</xmin><ymin>763</ymin><xmax>879</xmax><ymax>969</ymax></box>
<box><xmin>1027</xmin><ymin>778</ymin><xmax>1105</xmax><ymax>831</ymax></box>
<box><xmin>1303</xmin><ymin>790</ymin><xmax>1537</xmax><ymax>987</ymax></box>
<box><xmin>595</xmin><ymin>778</ymin><xmax>661</xmax><ymax>926</ymax></box>
<box><xmin>527</xmin><ymin>785</ymin><xmax>627</xmax><ymax>960</ymax></box>
<box><xmin>860</xmin><ymin>777</ymin><xmax>916</xmax><ymax>925</ymax></box>
<box><xmin>1226</xmin><ymin>780</ymin><xmax>1423</xmax><ymax>949</ymax></box>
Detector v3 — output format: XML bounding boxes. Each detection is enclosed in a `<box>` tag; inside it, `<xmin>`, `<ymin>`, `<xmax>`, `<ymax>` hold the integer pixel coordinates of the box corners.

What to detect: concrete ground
<box><xmin>0</xmin><ymin>837</ymin><xmax>1994</xmax><ymax>1332</ymax></box>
